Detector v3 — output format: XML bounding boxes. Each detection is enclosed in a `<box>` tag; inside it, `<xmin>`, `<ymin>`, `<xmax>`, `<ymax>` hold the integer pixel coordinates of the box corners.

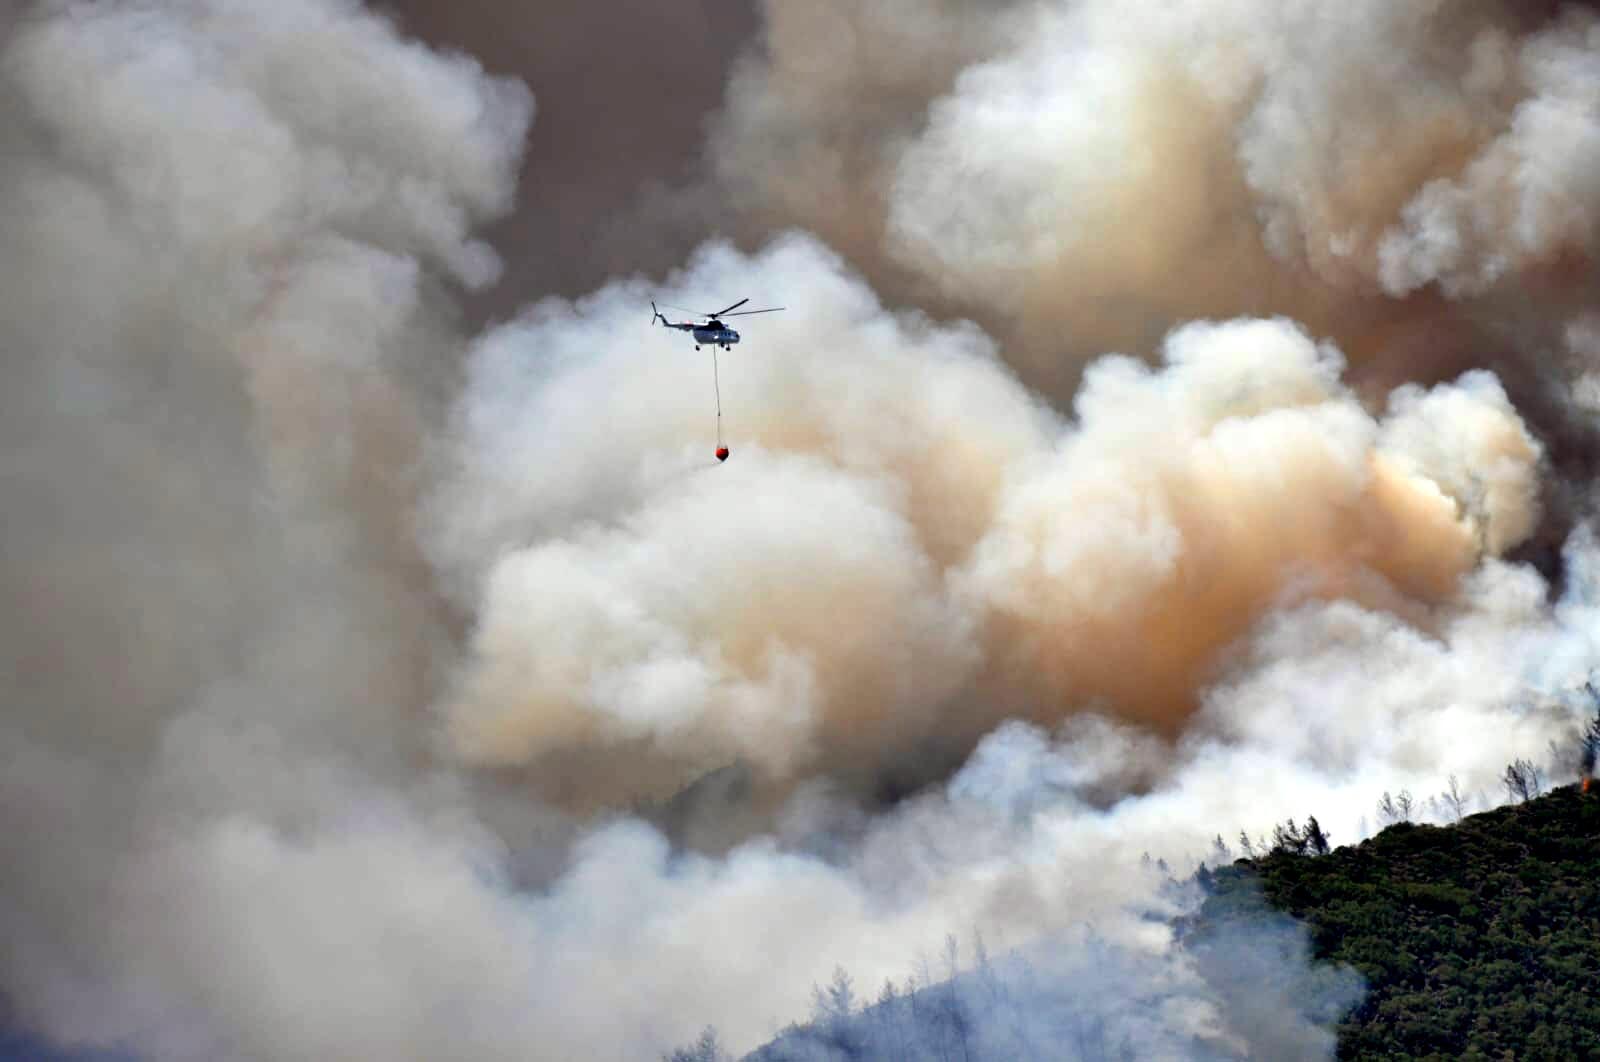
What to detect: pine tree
<box><xmin>1304</xmin><ymin>815</ymin><xmax>1330</xmax><ymax>855</ymax></box>
<box><xmin>1581</xmin><ymin>682</ymin><xmax>1600</xmax><ymax>776</ymax></box>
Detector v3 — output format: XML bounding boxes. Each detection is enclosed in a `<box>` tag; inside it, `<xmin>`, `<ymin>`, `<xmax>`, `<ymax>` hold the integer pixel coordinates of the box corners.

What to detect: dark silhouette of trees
<box><xmin>1190</xmin><ymin>781</ymin><xmax>1600</xmax><ymax>1058</ymax></box>
<box><xmin>1502</xmin><ymin>758</ymin><xmax>1541</xmax><ymax>802</ymax></box>
<box><xmin>1303</xmin><ymin>816</ymin><xmax>1330</xmax><ymax>856</ymax></box>
<box><xmin>1582</xmin><ymin>680</ymin><xmax>1600</xmax><ymax>777</ymax></box>
<box><xmin>1269</xmin><ymin>817</ymin><xmax>1331</xmax><ymax>856</ymax></box>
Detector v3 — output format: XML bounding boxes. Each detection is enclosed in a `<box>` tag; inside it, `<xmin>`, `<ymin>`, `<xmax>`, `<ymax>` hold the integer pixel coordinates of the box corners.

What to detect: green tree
<box><xmin>1185</xmin><ymin>782</ymin><xmax>1600</xmax><ymax>1059</ymax></box>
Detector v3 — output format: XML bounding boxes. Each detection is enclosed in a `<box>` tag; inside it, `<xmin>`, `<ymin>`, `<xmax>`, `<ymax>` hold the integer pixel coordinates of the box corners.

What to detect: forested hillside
<box><xmin>710</xmin><ymin>780</ymin><xmax>1600</xmax><ymax>1062</ymax></box>
<box><xmin>1185</xmin><ymin>782</ymin><xmax>1600</xmax><ymax>1059</ymax></box>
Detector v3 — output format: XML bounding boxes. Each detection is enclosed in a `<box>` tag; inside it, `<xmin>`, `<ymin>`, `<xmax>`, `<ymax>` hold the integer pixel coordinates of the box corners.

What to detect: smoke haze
<box><xmin>4</xmin><ymin>1</ymin><xmax>1600</xmax><ymax>1059</ymax></box>
<box><xmin>381</xmin><ymin>0</ymin><xmax>758</xmax><ymax>310</ymax></box>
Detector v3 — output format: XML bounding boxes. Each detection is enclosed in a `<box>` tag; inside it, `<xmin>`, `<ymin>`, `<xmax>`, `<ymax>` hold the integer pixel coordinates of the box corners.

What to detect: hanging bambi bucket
<box><xmin>712</xmin><ymin>348</ymin><xmax>729</xmax><ymax>463</ymax></box>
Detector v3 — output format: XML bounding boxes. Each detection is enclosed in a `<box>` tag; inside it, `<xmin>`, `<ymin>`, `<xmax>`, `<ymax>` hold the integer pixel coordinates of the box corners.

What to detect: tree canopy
<box><xmin>1184</xmin><ymin>783</ymin><xmax>1600</xmax><ymax>1059</ymax></box>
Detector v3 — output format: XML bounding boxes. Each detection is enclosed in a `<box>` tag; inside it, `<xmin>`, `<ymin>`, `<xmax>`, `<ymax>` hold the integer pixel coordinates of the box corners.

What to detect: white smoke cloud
<box><xmin>431</xmin><ymin>235</ymin><xmax>1542</xmax><ymax>809</ymax></box>
<box><xmin>6</xmin><ymin>2</ymin><xmax>1600</xmax><ymax>1061</ymax></box>
<box><xmin>412</xmin><ymin>229</ymin><xmax>1562</xmax><ymax>1055</ymax></box>
<box><xmin>458</xmin><ymin>535</ymin><xmax>1592</xmax><ymax>1058</ymax></box>
<box><xmin>426</xmin><ymin>235</ymin><xmax>1058</xmax><ymax>802</ymax></box>
<box><xmin>717</xmin><ymin>0</ymin><xmax>1600</xmax><ymax>403</ymax></box>
<box><xmin>0</xmin><ymin>0</ymin><xmax>532</xmax><ymax>1054</ymax></box>
<box><xmin>1379</xmin><ymin>9</ymin><xmax>1600</xmax><ymax>297</ymax></box>
<box><xmin>708</xmin><ymin>0</ymin><xmax>1034</xmax><ymax>283</ymax></box>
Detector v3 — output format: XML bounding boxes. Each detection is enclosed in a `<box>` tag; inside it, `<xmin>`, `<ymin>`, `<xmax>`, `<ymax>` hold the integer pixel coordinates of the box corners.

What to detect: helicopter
<box><xmin>650</xmin><ymin>298</ymin><xmax>785</xmax><ymax>350</ymax></box>
<box><xmin>650</xmin><ymin>297</ymin><xmax>785</xmax><ymax>463</ymax></box>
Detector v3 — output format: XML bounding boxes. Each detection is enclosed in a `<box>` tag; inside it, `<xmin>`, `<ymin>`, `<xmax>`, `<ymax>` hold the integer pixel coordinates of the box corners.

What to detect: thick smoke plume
<box><xmin>5</xmin><ymin>2</ymin><xmax>1600</xmax><ymax>1060</ymax></box>
<box><xmin>433</xmin><ymin>236</ymin><xmax>1541</xmax><ymax>805</ymax></box>
<box><xmin>714</xmin><ymin>1</ymin><xmax>1600</xmax><ymax>404</ymax></box>
<box><xmin>1</xmin><ymin>0</ymin><xmax>532</xmax><ymax>1054</ymax></box>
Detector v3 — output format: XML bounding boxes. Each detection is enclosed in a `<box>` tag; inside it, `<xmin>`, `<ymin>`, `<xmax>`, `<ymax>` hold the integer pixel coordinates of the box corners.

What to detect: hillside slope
<box><xmin>1184</xmin><ymin>783</ymin><xmax>1600</xmax><ymax>1059</ymax></box>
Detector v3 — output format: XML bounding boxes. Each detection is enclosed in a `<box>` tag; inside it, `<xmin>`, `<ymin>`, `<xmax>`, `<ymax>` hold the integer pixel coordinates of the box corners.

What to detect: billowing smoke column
<box><xmin>4</xmin><ymin>1</ymin><xmax>1600</xmax><ymax>1061</ymax></box>
<box><xmin>0</xmin><ymin>0</ymin><xmax>533</xmax><ymax>1056</ymax></box>
<box><xmin>714</xmin><ymin>0</ymin><xmax>1600</xmax><ymax>403</ymax></box>
<box><xmin>432</xmin><ymin>236</ymin><xmax>1541</xmax><ymax>806</ymax></box>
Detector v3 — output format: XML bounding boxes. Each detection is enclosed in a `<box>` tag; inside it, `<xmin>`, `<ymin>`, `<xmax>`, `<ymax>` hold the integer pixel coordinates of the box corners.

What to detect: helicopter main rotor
<box><xmin>657</xmin><ymin>298</ymin><xmax>786</xmax><ymax>324</ymax></box>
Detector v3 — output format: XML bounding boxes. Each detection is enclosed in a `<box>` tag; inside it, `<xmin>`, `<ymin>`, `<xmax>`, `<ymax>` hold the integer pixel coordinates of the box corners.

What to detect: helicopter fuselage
<box><xmin>692</xmin><ymin>326</ymin><xmax>740</xmax><ymax>348</ymax></box>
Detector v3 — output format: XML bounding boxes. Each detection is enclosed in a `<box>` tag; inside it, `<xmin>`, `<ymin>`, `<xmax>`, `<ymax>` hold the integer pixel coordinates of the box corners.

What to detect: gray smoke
<box><xmin>1</xmin><ymin>0</ymin><xmax>531</xmax><ymax>1054</ymax></box>
<box><xmin>5</xmin><ymin>2</ymin><xmax>1600</xmax><ymax>1060</ymax></box>
<box><xmin>745</xmin><ymin>912</ymin><xmax>1363</xmax><ymax>1062</ymax></box>
<box><xmin>712</xmin><ymin>1</ymin><xmax>1600</xmax><ymax>409</ymax></box>
<box><xmin>380</xmin><ymin>0</ymin><xmax>758</xmax><ymax>313</ymax></box>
